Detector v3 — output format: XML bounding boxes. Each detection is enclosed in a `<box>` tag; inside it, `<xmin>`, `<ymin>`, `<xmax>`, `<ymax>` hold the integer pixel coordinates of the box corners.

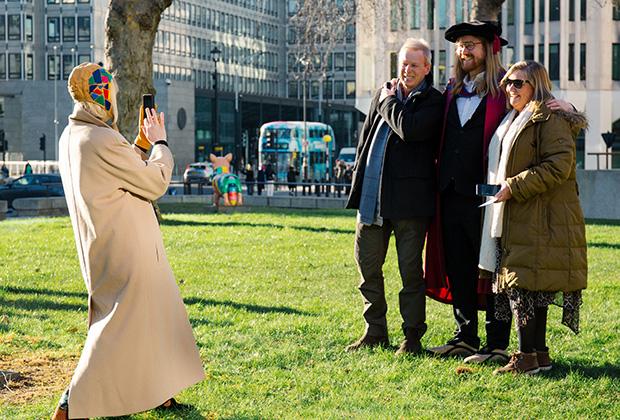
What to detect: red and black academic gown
<box><xmin>424</xmin><ymin>79</ymin><xmax>506</xmax><ymax>307</ymax></box>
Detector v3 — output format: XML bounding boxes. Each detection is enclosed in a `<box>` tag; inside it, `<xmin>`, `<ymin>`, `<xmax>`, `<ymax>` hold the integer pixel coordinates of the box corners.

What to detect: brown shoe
<box><xmin>536</xmin><ymin>350</ymin><xmax>552</xmax><ymax>371</ymax></box>
<box><xmin>493</xmin><ymin>352</ymin><xmax>540</xmax><ymax>375</ymax></box>
<box><xmin>395</xmin><ymin>338</ymin><xmax>423</xmax><ymax>355</ymax></box>
<box><xmin>345</xmin><ymin>334</ymin><xmax>389</xmax><ymax>352</ymax></box>
<box><xmin>51</xmin><ymin>406</ymin><xmax>68</xmax><ymax>420</ymax></box>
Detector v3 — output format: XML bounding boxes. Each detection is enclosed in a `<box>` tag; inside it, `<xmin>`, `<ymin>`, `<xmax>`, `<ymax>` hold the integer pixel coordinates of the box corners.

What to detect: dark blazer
<box><xmin>346</xmin><ymin>75</ymin><xmax>443</xmax><ymax>219</ymax></box>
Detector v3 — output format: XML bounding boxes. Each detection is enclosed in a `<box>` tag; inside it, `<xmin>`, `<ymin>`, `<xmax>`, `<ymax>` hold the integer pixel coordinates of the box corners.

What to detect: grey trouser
<box><xmin>354</xmin><ymin>217</ymin><xmax>429</xmax><ymax>337</ymax></box>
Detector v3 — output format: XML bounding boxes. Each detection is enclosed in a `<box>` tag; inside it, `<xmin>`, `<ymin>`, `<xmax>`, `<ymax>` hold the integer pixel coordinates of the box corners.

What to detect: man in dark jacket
<box><xmin>345</xmin><ymin>38</ymin><xmax>443</xmax><ymax>355</ymax></box>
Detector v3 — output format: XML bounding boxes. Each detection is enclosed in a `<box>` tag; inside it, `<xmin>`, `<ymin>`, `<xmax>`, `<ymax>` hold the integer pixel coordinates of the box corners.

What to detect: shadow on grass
<box><xmin>0</xmin><ymin>296</ymin><xmax>87</xmax><ymax>312</ymax></box>
<box><xmin>544</xmin><ymin>360</ymin><xmax>620</xmax><ymax>379</ymax></box>
<box><xmin>585</xmin><ymin>218</ymin><xmax>620</xmax><ymax>226</ymax></box>
<box><xmin>106</xmin><ymin>402</ymin><xmax>206</xmax><ymax>419</ymax></box>
<box><xmin>1</xmin><ymin>285</ymin><xmax>88</xmax><ymax>299</ymax></box>
<box><xmin>587</xmin><ymin>241</ymin><xmax>620</xmax><ymax>250</ymax></box>
<box><xmin>158</xmin><ymin>202</ymin><xmax>355</xmax><ymax>219</ymax></box>
<box><xmin>162</xmin><ymin>218</ymin><xmax>354</xmax><ymax>235</ymax></box>
<box><xmin>184</xmin><ymin>297</ymin><xmax>312</xmax><ymax>316</ymax></box>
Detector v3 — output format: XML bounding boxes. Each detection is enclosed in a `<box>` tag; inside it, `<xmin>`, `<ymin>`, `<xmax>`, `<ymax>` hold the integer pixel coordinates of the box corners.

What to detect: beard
<box><xmin>460</xmin><ymin>56</ymin><xmax>484</xmax><ymax>74</ymax></box>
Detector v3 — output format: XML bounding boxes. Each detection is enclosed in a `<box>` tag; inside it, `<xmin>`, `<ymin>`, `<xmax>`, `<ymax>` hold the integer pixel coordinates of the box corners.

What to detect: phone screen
<box><xmin>476</xmin><ymin>184</ymin><xmax>501</xmax><ymax>197</ymax></box>
<box><xmin>142</xmin><ymin>94</ymin><xmax>155</xmax><ymax>110</ymax></box>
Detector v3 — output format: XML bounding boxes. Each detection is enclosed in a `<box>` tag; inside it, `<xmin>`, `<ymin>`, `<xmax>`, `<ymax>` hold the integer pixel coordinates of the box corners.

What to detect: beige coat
<box><xmin>59</xmin><ymin>104</ymin><xmax>204</xmax><ymax>418</ymax></box>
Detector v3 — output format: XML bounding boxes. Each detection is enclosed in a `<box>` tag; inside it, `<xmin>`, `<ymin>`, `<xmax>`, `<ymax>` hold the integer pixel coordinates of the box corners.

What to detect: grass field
<box><xmin>0</xmin><ymin>205</ymin><xmax>619</xmax><ymax>419</ymax></box>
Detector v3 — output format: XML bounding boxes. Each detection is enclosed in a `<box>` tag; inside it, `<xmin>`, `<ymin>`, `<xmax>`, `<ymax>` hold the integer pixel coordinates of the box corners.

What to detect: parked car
<box><xmin>183</xmin><ymin>162</ymin><xmax>214</xmax><ymax>184</ymax></box>
<box><xmin>0</xmin><ymin>174</ymin><xmax>64</xmax><ymax>208</ymax></box>
<box><xmin>337</xmin><ymin>147</ymin><xmax>357</xmax><ymax>167</ymax></box>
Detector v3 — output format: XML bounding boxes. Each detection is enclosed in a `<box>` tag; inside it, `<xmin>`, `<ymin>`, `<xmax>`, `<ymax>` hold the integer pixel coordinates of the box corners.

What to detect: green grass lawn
<box><xmin>1</xmin><ymin>205</ymin><xmax>619</xmax><ymax>419</ymax></box>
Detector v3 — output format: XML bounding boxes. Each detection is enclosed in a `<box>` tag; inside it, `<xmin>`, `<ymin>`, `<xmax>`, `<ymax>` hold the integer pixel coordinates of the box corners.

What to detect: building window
<box><xmin>390</xmin><ymin>52</ymin><xmax>398</xmax><ymax>79</ymax></box>
<box><xmin>311</xmin><ymin>80</ymin><xmax>319</xmax><ymax>99</ymax></box>
<box><xmin>539</xmin><ymin>0</ymin><xmax>545</xmax><ymax>21</ymax></box>
<box><xmin>8</xmin><ymin>15</ymin><xmax>21</xmax><ymax>41</ymax></box>
<box><xmin>78</xmin><ymin>0</ymin><xmax>91</xmax><ymax>3</ymax></box>
<box><xmin>334</xmin><ymin>80</ymin><xmax>344</xmax><ymax>99</ymax></box>
<box><xmin>569</xmin><ymin>0</ymin><xmax>575</xmax><ymax>21</ymax></box>
<box><xmin>63</xmin><ymin>54</ymin><xmax>74</xmax><ymax>80</ymax></box>
<box><xmin>323</xmin><ymin>79</ymin><xmax>332</xmax><ymax>100</ymax></box>
<box><xmin>8</xmin><ymin>53</ymin><xmax>21</xmax><ymax>79</ymax></box>
<box><xmin>78</xmin><ymin>53</ymin><xmax>90</xmax><ymax>64</ymax></box>
<box><xmin>0</xmin><ymin>16</ymin><xmax>5</xmax><ymax>42</ymax></box>
<box><xmin>614</xmin><ymin>2</ymin><xmax>620</xmax><ymax>20</ymax></box>
<box><xmin>77</xmin><ymin>16</ymin><xmax>91</xmax><ymax>42</ymax></box>
<box><xmin>439</xmin><ymin>50</ymin><xmax>447</xmax><ymax>86</ymax></box>
<box><xmin>427</xmin><ymin>0</ymin><xmax>434</xmax><ymax>29</ymax></box>
<box><xmin>612</xmin><ymin>44</ymin><xmax>620</xmax><ymax>81</ymax></box>
<box><xmin>525</xmin><ymin>0</ymin><xmax>534</xmax><ymax>24</ymax></box>
<box><xmin>47</xmin><ymin>0</ymin><xmax>60</xmax><ymax>4</ymax></box>
<box><xmin>409</xmin><ymin>0</ymin><xmax>420</xmax><ymax>28</ymax></box>
<box><xmin>390</xmin><ymin>0</ymin><xmax>401</xmax><ymax>31</ymax></box>
<box><xmin>334</xmin><ymin>52</ymin><xmax>344</xmax><ymax>72</ymax></box>
<box><xmin>0</xmin><ymin>53</ymin><xmax>5</xmax><ymax>79</ymax></box>
<box><xmin>346</xmin><ymin>81</ymin><xmax>355</xmax><ymax>99</ymax></box>
<box><xmin>568</xmin><ymin>43</ymin><xmax>574</xmax><ymax>81</ymax></box>
<box><xmin>288</xmin><ymin>80</ymin><xmax>298</xmax><ymax>99</ymax></box>
<box><xmin>550</xmin><ymin>0</ymin><xmax>560</xmax><ymax>21</ymax></box>
<box><xmin>47</xmin><ymin>54</ymin><xmax>60</xmax><ymax>80</ymax></box>
<box><xmin>25</xmin><ymin>15</ymin><xmax>33</xmax><ymax>42</ymax></box>
<box><xmin>25</xmin><ymin>54</ymin><xmax>33</xmax><ymax>80</ymax></box>
<box><xmin>63</xmin><ymin>0</ymin><xmax>76</xmax><ymax>3</ymax></box>
<box><xmin>507</xmin><ymin>0</ymin><xmax>515</xmax><ymax>25</ymax></box>
<box><xmin>580</xmin><ymin>0</ymin><xmax>586</xmax><ymax>20</ymax></box>
<box><xmin>63</xmin><ymin>17</ymin><xmax>75</xmax><ymax>42</ymax></box>
<box><xmin>549</xmin><ymin>43</ymin><xmax>559</xmax><ymax>80</ymax></box>
<box><xmin>48</xmin><ymin>17</ymin><xmax>60</xmax><ymax>42</ymax></box>
<box><xmin>346</xmin><ymin>52</ymin><xmax>355</xmax><ymax>72</ymax></box>
<box><xmin>438</xmin><ymin>0</ymin><xmax>448</xmax><ymax>29</ymax></box>
<box><xmin>538</xmin><ymin>44</ymin><xmax>544</xmax><ymax>63</ymax></box>
<box><xmin>524</xmin><ymin>45</ymin><xmax>534</xmax><ymax>61</ymax></box>
<box><xmin>579</xmin><ymin>43</ymin><xmax>586</xmax><ymax>80</ymax></box>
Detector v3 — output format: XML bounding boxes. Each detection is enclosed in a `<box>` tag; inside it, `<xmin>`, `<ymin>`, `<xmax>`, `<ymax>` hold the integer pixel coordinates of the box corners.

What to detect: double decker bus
<box><xmin>258</xmin><ymin>121</ymin><xmax>336</xmax><ymax>182</ymax></box>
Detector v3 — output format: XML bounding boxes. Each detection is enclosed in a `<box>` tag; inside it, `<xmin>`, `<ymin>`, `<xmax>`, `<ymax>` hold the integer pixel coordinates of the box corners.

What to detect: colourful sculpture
<box><xmin>210</xmin><ymin>153</ymin><xmax>243</xmax><ymax>207</ymax></box>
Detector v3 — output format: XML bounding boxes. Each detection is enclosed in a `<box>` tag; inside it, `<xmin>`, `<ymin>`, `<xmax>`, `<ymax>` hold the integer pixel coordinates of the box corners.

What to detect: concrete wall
<box><xmin>576</xmin><ymin>170</ymin><xmax>620</xmax><ymax>220</ymax></box>
<box><xmin>2</xmin><ymin>171</ymin><xmax>618</xmax><ymax>219</ymax></box>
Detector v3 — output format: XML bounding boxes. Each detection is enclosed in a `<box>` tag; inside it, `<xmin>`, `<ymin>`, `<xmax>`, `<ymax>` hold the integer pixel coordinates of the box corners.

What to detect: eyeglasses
<box><xmin>455</xmin><ymin>41</ymin><xmax>483</xmax><ymax>52</ymax></box>
<box><xmin>503</xmin><ymin>79</ymin><xmax>531</xmax><ymax>89</ymax></box>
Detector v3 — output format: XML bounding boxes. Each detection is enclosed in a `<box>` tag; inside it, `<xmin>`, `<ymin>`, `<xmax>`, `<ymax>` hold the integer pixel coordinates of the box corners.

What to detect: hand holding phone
<box><xmin>476</xmin><ymin>183</ymin><xmax>501</xmax><ymax>197</ymax></box>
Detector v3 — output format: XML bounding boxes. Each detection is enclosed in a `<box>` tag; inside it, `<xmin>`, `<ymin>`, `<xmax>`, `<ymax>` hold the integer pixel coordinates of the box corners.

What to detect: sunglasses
<box><xmin>503</xmin><ymin>79</ymin><xmax>531</xmax><ymax>89</ymax></box>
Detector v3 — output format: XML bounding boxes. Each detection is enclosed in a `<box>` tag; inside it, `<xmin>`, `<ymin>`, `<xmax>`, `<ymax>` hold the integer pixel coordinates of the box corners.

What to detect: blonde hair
<box><xmin>452</xmin><ymin>37</ymin><xmax>505</xmax><ymax>98</ymax></box>
<box><xmin>501</xmin><ymin>60</ymin><xmax>554</xmax><ymax>106</ymax></box>
<box><xmin>399</xmin><ymin>38</ymin><xmax>432</xmax><ymax>66</ymax></box>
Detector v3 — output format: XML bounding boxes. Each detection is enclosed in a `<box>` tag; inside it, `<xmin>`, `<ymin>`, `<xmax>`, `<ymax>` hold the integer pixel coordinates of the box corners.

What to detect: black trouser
<box><xmin>441</xmin><ymin>187</ymin><xmax>511</xmax><ymax>349</ymax></box>
<box><xmin>354</xmin><ymin>217</ymin><xmax>429</xmax><ymax>338</ymax></box>
<box><xmin>516</xmin><ymin>306</ymin><xmax>549</xmax><ymax>353</ymax></box>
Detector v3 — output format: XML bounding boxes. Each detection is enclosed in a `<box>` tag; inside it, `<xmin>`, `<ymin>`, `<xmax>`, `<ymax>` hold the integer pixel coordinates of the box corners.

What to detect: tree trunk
<box><xmin>105</xmin><ymin>0</ymin><xmax>172</xmax><ymax>140</ymax></box>
<box><xmin>472</xmin><ymin>0</ymin><xmax>505</xmax><ymax>22</ymax></box>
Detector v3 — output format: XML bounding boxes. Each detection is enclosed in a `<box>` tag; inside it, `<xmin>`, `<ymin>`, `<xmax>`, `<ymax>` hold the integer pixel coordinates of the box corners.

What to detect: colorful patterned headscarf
<box><xmin>68</xmin><ymin>62</ymin><xmax>117</xmax><ymax>123</ymax></box>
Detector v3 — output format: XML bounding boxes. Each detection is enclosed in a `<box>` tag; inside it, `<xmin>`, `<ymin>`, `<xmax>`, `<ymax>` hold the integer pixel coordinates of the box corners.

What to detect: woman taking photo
<box><xmin>478</xmin><ymin>60</ymin><xmax>587</xmax><ymax>375</ymax></box>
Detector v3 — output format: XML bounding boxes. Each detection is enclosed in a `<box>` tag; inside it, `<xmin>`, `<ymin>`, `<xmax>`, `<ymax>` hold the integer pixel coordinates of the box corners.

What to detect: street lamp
<box><xmin>299</xmin><ymin>56</ymin><xmax>309</xmax><ymax>181</ymax></box>
<box><xmin>210</xmin><ymin>46</ymin><xmax>221</xmax><ymax>155</ymax></box>
<box><xmin>53</xmin><ymin>45</ymin><xmax>59</xmax><ymax>162</ymax></box>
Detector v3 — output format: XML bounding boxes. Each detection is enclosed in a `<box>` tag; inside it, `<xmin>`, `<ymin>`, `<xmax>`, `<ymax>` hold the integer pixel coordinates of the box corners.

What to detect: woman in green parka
<box><xmin>478</xmin><ymin>60</ymin><xmax>587</xmax><ymax>375</ymax></box>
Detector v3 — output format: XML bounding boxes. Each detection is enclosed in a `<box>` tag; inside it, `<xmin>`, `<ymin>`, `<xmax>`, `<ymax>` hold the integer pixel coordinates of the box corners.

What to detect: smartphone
<box><xmin>476</xmin><ymin>183</ymin><xmax>501</xmax><ymax>197</ymax></box>
<box><xmin>142</xmin><ymin>93</ymin><xmax>155</xmax><ymax>111</ymax></box>
<box><xmin>385</xmin><ymin>81</ymin><xmax>392</xmax><ymax>89</ymax></box>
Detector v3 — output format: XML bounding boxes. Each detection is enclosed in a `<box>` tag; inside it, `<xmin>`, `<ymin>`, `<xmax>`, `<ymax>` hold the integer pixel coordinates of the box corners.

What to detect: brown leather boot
<box><xmin>536</xmin><ymin>350</ymin><xmax>552</xmax><ymax>371</ymax></box>
<box><xmin>396</xmin><ymin>327</ymin><xmax>426</xmax><ymax>356</ymax></box>
<box><xmin>345</xmin><ymin>334</ymin><xmax>389</xmax><ymax>352</ymax></box>
<box><xmin>493</xmin><ymin>352</ymin><xmax>540</xmax><ymax>375</ymax></box>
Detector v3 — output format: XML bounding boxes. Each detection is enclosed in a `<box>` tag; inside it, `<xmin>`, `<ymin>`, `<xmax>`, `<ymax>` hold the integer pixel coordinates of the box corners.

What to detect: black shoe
<box><xmin>345</xmin><ymin>334</ymin><xmax>389</xmax><ymax>352</ymax></box>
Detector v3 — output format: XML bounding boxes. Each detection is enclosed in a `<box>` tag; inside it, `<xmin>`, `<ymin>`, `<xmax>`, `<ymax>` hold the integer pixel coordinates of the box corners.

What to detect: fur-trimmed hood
<box><xmin>554</xmin><ymin>108</ymin><xmax>588</xmax><ymax>131</ymax></box>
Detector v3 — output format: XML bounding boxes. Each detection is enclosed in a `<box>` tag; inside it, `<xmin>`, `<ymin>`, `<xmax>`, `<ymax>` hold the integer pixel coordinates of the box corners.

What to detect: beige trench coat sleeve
<box><xmin>97</xmin><ymin>135</ymin><xmax>173</xmax><ymax>201</ymax></box>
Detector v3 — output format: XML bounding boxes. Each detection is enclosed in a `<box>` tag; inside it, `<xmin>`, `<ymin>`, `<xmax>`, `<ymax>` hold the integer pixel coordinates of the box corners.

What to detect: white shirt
<box><xmin>455</xmin><ymin>76</ymin><xmax>484</xmax><ymax>127</ymax></box>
